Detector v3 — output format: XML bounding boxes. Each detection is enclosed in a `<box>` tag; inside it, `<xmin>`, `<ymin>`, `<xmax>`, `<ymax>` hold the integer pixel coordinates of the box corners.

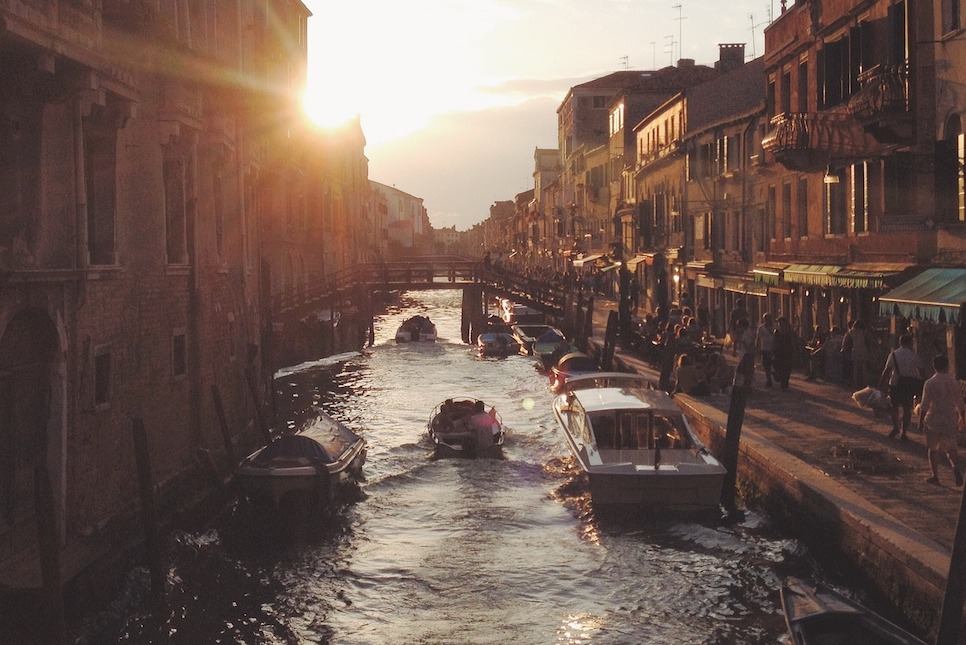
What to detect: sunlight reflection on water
<box><xmin>107</xmin><ymin>289</ymin><xmax>800</xmax><ymax>644</ymax></box>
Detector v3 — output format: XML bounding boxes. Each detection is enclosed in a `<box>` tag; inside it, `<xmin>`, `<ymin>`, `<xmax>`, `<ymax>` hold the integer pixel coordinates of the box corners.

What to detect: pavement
<box><xmin>583</xmin><ymin>297</ymin><xmax>962</xmax><ymax>635</ymax></box>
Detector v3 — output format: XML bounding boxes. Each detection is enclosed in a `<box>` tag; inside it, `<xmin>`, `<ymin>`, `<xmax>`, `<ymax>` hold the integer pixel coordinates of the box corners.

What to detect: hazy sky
<box><xmin>303</xmin><ymin>0</ymin><xmax>781</xmax><ymax>230</ymax></box>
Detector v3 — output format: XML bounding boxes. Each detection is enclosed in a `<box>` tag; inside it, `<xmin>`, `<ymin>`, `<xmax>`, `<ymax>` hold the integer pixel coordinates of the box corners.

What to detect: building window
<box><xmin>172</xmin><ymin>332</ymin><xmax>187</xmax><ymax>377</ymax></box>
<box><xmin>85</xmin><ymin>119</ymin><xmax>117</xmax><ymax>265</ymax></box>
<box><xmin>164</xmin><ymin>152</ymin><xmax>188</xmax><ymax>264</ymax></box>
<box><xmin>593</xmin><ymin>96</ymin><xmax>607</xmax><ymax>109</ymax></box>
<box><xmin>767</xmin><ymin>185</ymin><xmax>777</xmax><ymax>242</ymax></box>
<box><xmin>943</xmin><ymin>0</ymin><xmax>961</xmax><ymax>34</ymax></box>
<box><xmin>797</xmin><ymin>177</ymin><xmax>808</xmax><ymax>239</ymax></box>
<box><xmin>797</xmin><ymin>59</ymin><xmax>808</xmax><ymax>112</ymax></box>
<box><xmin>780</xmin><ymin>70</ymin><xmax>792</xmax><ymax>114</ymax></box>
<box><xmin>851</xmin><ymin>162</ymin><xmax>868</xmax><ymax>233</ymax></box>
<box><xmin>782</xmin><ymin>182</ymin><xmax>793</xmax><ymax>239</ymax></box>
<box><xmin>94</xmin><ymin>349</ymin><xmax>112</xmax><ymax>407</ymax></box>
<box><xmin>824</xmin><ymin>171</ymin><xmax>847</xmax><ymax>235</ymax></box>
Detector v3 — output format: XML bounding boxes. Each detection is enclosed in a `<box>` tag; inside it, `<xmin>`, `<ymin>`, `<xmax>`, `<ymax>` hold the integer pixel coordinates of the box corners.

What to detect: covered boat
<box><xmin>781</xmin><ymin>577</ymin><xmax>927</xmax><ymax>645</ymax></box>
<box><xmin>395</xmin><ymin>315</ymin><xmax>438</xmax><ymax>342</ymax></box>
<box><xmin>235</xmin><ymin>409</ymin><xmax>367</xmax><ymax>512</ymax></box>
<box><xmin>551</xmin><ymin>372</ymin><xmax>725</xmax><ymax>512</ymax></box>
<box><xmin>428</xmin><ymin>397</ymin><xmax>505</xmax><ymax>459</ymax></box>
<box><xmin>512</xmin><ymin>323</ymin><xmax>564</xmax><ymax>355</ymax></box>
<box><xmin>477</xmin><ymin>331</ymin><xmax>521</xmax><ymax>357</ymax></box>
<box><xmin>549</xmin><ymin>350</ymin><xmax>600</xmax><ymax>392</ymax></box>
<box><xmin>532</xmin><ymin>328</ymin><xmax>575</xmax><ymax>371</ymax></box>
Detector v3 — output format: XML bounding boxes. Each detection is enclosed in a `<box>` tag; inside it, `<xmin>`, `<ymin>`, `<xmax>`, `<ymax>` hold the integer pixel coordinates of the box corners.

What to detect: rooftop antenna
<box><xmin>672</xmin><ymin>4</ymin><xmax>686</xmax><ymax>60</ymax></box>
<box><xmin>664</xmin><ymin>34</ymin><xmax>676</xmax><ymax>66</ymax></box>
<box><xmin>620</xmin><ymin>55</ymin><xmax>629</xmax><ymax>70</ymax></box>
<box><xmin>749</xmin><ymin>13</ymin><xmax>769</xmax><ymax>58</ymax></box>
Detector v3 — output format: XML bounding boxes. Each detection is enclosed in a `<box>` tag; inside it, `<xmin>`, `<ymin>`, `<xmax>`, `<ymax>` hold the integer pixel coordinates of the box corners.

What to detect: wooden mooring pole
<box><xmin>210</xmin><ymin>384</ymin><xmax>237</xmax><ymax>465</ymax></box>
<box><xmin>720</xmin><ymin>353</ymin><xmax>755</xmax><ymax>512</ymax></box>
<box><xmin>131</xmin><ymin>418</ymin><xmax>164</xmax><ymax>597</ymax></box>
<box><xmin>936</xmin><ymin>482</ymin><xmax>966</xmax><ymax>643</ymax></box>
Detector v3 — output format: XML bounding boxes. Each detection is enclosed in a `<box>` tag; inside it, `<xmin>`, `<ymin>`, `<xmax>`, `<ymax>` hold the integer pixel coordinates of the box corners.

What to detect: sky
<box><xmin>303</xmin><ymin>0</ymin><xmax>781</xmax><ymax>231</ymax></box>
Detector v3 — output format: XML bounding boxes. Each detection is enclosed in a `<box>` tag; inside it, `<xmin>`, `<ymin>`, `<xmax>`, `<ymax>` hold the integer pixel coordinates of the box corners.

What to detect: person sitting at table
<box><xmin>705</xmin><ymin>352</ymin><xmax>734</xmax><ymax>395</ymax></box>
<box><xmin>674</xmin><ymin>354</ymin><xmax>710</xmax><ymax>396</ymax></box>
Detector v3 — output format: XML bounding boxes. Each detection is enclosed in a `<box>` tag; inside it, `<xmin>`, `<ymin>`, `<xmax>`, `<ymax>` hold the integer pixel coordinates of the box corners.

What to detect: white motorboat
<box><xmin>395</xmin><ymin>315</ymin><xmax>438</xmax><ymax>342</ymax></box>
<box><xmin>551</xmin><ymin>372</ymin><xmax>725</xmax><ymax>512</ymax></box>
<box><xmin>428</xmin><ymin>397</ymin><xmax>505</xmax><ymax>459</ymax></box>
<box><xmin>477</xmin><ymin>331</ymin><xmax>521</xmax><ymax>357</ymax></box>
<box><xmin>235</xmin><ymin>409</ymin><xmax>367</xmax><ymax>512</ymax></box>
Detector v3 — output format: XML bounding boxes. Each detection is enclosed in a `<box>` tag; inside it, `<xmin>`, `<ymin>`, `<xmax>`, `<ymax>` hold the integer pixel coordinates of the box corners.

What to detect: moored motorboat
<box><xmin>235</xmin><ymin>409</ymin><xmax>367</xmax><ymax>512</ymax></box>
<box><xmin>512</xmin><ymin>323</ymin><xmax>564</xmax><ymax>355</ymax></box>
<box><xmin>551</xmin><ymin>372</ymin><xmax>725</xmax><ymax>512</ymax></box>
<box><xmin>533</xmin><ymin>329</ymin><xmax>575</xmax><ymax>371</ymax></box>
<box><xmin>428</xmin><ymin>397</ymin><xmax>505</xmax><ymax>459</ymax></box>
<box><xmin>549</xmin><ymin>350</ymin><xmax>600</xmax><ymax>392</ymax></box>
<box><xmin>781</xmin><ymin>577</ymin><xmax>927</xmax><ymax>645</ymax></box>
<box><xmin>500</xmin><ymin>298</ymin><xmax>544</xmax><ymax>324</ymax></box>
<box><xmin>395</xmin><ymin>315</ymin><xmax>438</xmax><ymax>342</ymax></box>
<box><xmin>477</xmin><ymin>331</ymin><xmax>521</xmax><ymax>357</ymax></box>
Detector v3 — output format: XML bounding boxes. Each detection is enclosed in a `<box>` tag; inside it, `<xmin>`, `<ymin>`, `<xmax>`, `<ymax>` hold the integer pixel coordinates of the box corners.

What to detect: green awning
<box><xmin>878</xmin><ymin>268</ymin><xmax>966</xmax><ymax>324</ymax></box>
<box><xmin>782</xmin><ymin>264</ymin><xmax>843</xmax><ymax>286</ymax></box>
<box><xmin>835</xmin><ymin>263</ymin><xmax>910</xmax><ymax>289</ymax></box>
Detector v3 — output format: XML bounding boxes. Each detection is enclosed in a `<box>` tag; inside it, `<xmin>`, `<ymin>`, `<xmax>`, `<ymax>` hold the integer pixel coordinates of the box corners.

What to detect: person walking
<box><xmin>879</xmin><ymin>333</ymin><xmax>924</xmax><ymax>440</ymax></box>
<box><xmin>756</xmin><ymin>313</ymin><xmax>775</xmax><ymax>388</ymax></box>
<box><xmin>918</xmin><ymin>355</ymin><xmax>965</xmax><ymax>486</ymax></box>
<box><xmin>772</xmin><ymin>316</ymin><xmax>796</xmax><ymax>391</ymax></box>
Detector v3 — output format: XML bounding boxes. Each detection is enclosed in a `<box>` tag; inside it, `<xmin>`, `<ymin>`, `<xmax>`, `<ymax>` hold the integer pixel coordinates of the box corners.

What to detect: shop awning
<box><xmin>878</xmin><ymin>268</ymin><xmax>966</xmax><ymax>324</ymax></box>
<box><xmin>697</xmin><ymin>274</ymin><xmax>722</xmax><ymax>289</ymax></box>
<box><xmin>572</xmin><ymin>253</ymin><xmax>604</xmax><ymax>268</ymax></box>
<box><xmin>782</xmin><ymin>264</ymin><xmax>843</xmax><ymax>286</ymax></box>
<box><xmin>723</xmin><ymin>275</ymin><xmax>769</xmax><ymax>296</ymax></box>
<box><xmin>752</xmin><ymin>262</ymin><xmax>790</xmax><ymax>285</ymax></box>
<box><xmin>834</xmin><ymin>262</ymin><xmax>910</xmax><ymax>289</ymax></box>
<box><xmin>601</xmin><ymin>262</ymin><xmax>622</xmax><ymax>273</ymax></box>
<box><xmin>625</xmin><ymin>254</ymin><xmax>653</xmax><ymax>271</ymax></box>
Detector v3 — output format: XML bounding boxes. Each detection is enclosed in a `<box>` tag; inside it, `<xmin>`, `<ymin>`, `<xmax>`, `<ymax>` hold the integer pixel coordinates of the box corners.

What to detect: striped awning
<box><xmin>878</xmin><ymin>268</ymin><xmax>966</xmax><ymax>324</ymax></box>
<box><xmin>572</xmin><ymin>253</ymin><xmax>604</xmax><ymax>268</ymax></box>
<box><xmin>723</xmin><ymin>275</ymin><xmax>768</xmax><ymax>296</ymax></box>
<box><xmin>782</xmin><ymin>264</ymin><xmax>843</xmax><ymax>286</ymax></box>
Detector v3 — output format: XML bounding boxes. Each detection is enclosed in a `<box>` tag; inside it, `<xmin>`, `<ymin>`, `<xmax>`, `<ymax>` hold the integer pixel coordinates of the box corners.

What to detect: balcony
<box><xmin>761</xmin><ymin>112</ymin><xmax>879</xmax><ymax>172</ymax></box>
<box><xmin>847</xmin><ymin>63</ymin><xmax>912</xmax><ymax>144</ymax></box>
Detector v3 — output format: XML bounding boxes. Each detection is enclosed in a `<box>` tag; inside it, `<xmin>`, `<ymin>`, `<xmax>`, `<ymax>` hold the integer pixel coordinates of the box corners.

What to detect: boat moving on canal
<box><xmin>428</xmin><ymin>397</ymin><xmax>505</xmax><ymax>459</ymax></box>
<box><xmin>235</xmin><ymin>409</ymin><xmax>367</xmax><ymax>512</ymax></box>
<box><xmin>551</xmin><ymin>372</ymin><xmax>725</xmax><ymax>512</ymax></box>
<box><xmin>395</xmin><ymin>315</ymin><xmax>438</xmax><ymax>342</ymax></box>
<box><xmin>780</xmin><ymin>577</ymin><xmax>927</xmax><ymax>645</ymax></box>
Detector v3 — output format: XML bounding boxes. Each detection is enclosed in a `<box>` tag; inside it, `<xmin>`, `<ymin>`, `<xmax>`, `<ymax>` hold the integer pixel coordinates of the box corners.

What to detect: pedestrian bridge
<box><xmin>272</xmin><ymin>256</ymin><xmax>568</xmax><ymax>323</ymax></box>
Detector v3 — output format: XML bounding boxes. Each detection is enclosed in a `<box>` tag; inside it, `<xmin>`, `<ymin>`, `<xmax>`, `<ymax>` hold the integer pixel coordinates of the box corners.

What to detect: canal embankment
<box><xmin>582</xmin><ymin>297</ymin><xmax>962</xmax><ymax>641</ymax></box>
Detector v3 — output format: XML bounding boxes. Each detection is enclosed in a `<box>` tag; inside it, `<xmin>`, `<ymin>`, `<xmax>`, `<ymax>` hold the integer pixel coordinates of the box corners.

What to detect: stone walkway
<box><xmin>587</xmin><ymin>299</ymin><xmax>964</xmax><ymax>552</ymax></box>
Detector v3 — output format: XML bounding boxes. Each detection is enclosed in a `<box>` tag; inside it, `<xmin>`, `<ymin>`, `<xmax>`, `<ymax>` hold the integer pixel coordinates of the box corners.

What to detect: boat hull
<box><xmin>428</xmin><ymin>398</ymin><xmax>505</xmax><ymax>459</ymax></box>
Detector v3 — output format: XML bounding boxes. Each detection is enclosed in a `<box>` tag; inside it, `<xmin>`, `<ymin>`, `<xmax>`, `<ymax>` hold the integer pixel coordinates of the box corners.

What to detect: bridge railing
<box><xmin>272</xmin><ymin>257</ymin><xmax>569</xmax><ymax>320</ymax></box>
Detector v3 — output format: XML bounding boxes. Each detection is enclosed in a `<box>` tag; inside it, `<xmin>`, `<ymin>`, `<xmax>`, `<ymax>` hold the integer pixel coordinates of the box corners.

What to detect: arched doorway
<box><xmin>0</xmin><ymin>308</ymin><xmax>62</xmax><ymax>577</ymax></box>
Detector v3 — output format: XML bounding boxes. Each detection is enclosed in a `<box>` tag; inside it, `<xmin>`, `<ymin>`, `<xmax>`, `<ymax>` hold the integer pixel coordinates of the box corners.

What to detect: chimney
<box><xmin>716</xmin><ymin>43</ymin><xmax>746</xmax><ymax>72</ymax></box>
<box><xmin>676</xmin><ymin>58</ymin><xmax>695</xmax><ymax>68</ymax></box>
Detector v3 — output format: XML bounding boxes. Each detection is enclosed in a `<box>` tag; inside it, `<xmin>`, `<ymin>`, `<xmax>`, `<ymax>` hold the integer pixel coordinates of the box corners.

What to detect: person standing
<box><xmin>729</xmin><ymin>298</ymin><xmax>749</xmax><ymax>356</ymax></box>
<box><xmin>772</xmin><ymin>316</ymin><xmax>796</xmax><ymax>391</ymax></box>
<box><xmin>756</xmin><ymin>313</ymin><xmax>775</xmax><ymax>388</ymax></box>
<box><xmin>918</xmin><ymin>355</ymin><xmax>965</xmax><ymax>486</ymax></box>
<box><xmin>879</xmin><ymin>333</ymin><xmax>924</xmax><ymax>440</ymax></box>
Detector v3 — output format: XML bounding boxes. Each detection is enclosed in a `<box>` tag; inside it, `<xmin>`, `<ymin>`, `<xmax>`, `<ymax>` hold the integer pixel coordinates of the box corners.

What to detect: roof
<box><xmin>687</xmin><ymin>57</ymin><xmax>766</xmax><ymax>132</ymax></box>
<box><xmin>573</xmin><ymin>385</ymin><xmax>682</xmax><ymax>415</ymax></box>
<box><xmin>878</xmin><ymin>268</ymin><xmax>966</xmax><ymax>323</ymax></box>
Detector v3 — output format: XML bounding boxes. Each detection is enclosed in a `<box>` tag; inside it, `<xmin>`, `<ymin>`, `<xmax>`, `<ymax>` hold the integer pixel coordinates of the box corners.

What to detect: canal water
<box><xmin>95</xmin><ymin>289</ymin><xmax>814</xmax><ymax>644</ymax></box>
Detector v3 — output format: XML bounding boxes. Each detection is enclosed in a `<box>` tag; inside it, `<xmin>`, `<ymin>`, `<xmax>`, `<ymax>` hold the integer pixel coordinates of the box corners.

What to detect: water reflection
<box><xmin>89</xmin><ymin>290</ymin><xmax>804</xmax><ymax>644</ymax></box>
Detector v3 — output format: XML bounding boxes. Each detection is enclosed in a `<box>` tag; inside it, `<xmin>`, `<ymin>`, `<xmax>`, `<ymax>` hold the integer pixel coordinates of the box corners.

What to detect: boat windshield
<box><xmin>589</xmin><ymin>412</ymin><xmax>692</xmax><ymax>450</ymax></box>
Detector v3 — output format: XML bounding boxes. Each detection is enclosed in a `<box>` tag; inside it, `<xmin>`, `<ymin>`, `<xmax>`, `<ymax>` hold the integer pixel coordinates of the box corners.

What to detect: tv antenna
<box><xmin>672</xmin><ymin>4</ymin><xmax>686</xmax><ymax>60</ymax></box>
<box><xmin>664</xmin><ymin>34</ymin><xmax>676</xmax><ymax>66</ymax></box>
<box><xmin>749</xmin><ymin>14</ymin><xmax>769</xmax><ymax>58</ymax></box>
<box><xmin>620</xmin><ymin>55</ymin><xmax>629</xmax><ymax>70</ymax></box>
